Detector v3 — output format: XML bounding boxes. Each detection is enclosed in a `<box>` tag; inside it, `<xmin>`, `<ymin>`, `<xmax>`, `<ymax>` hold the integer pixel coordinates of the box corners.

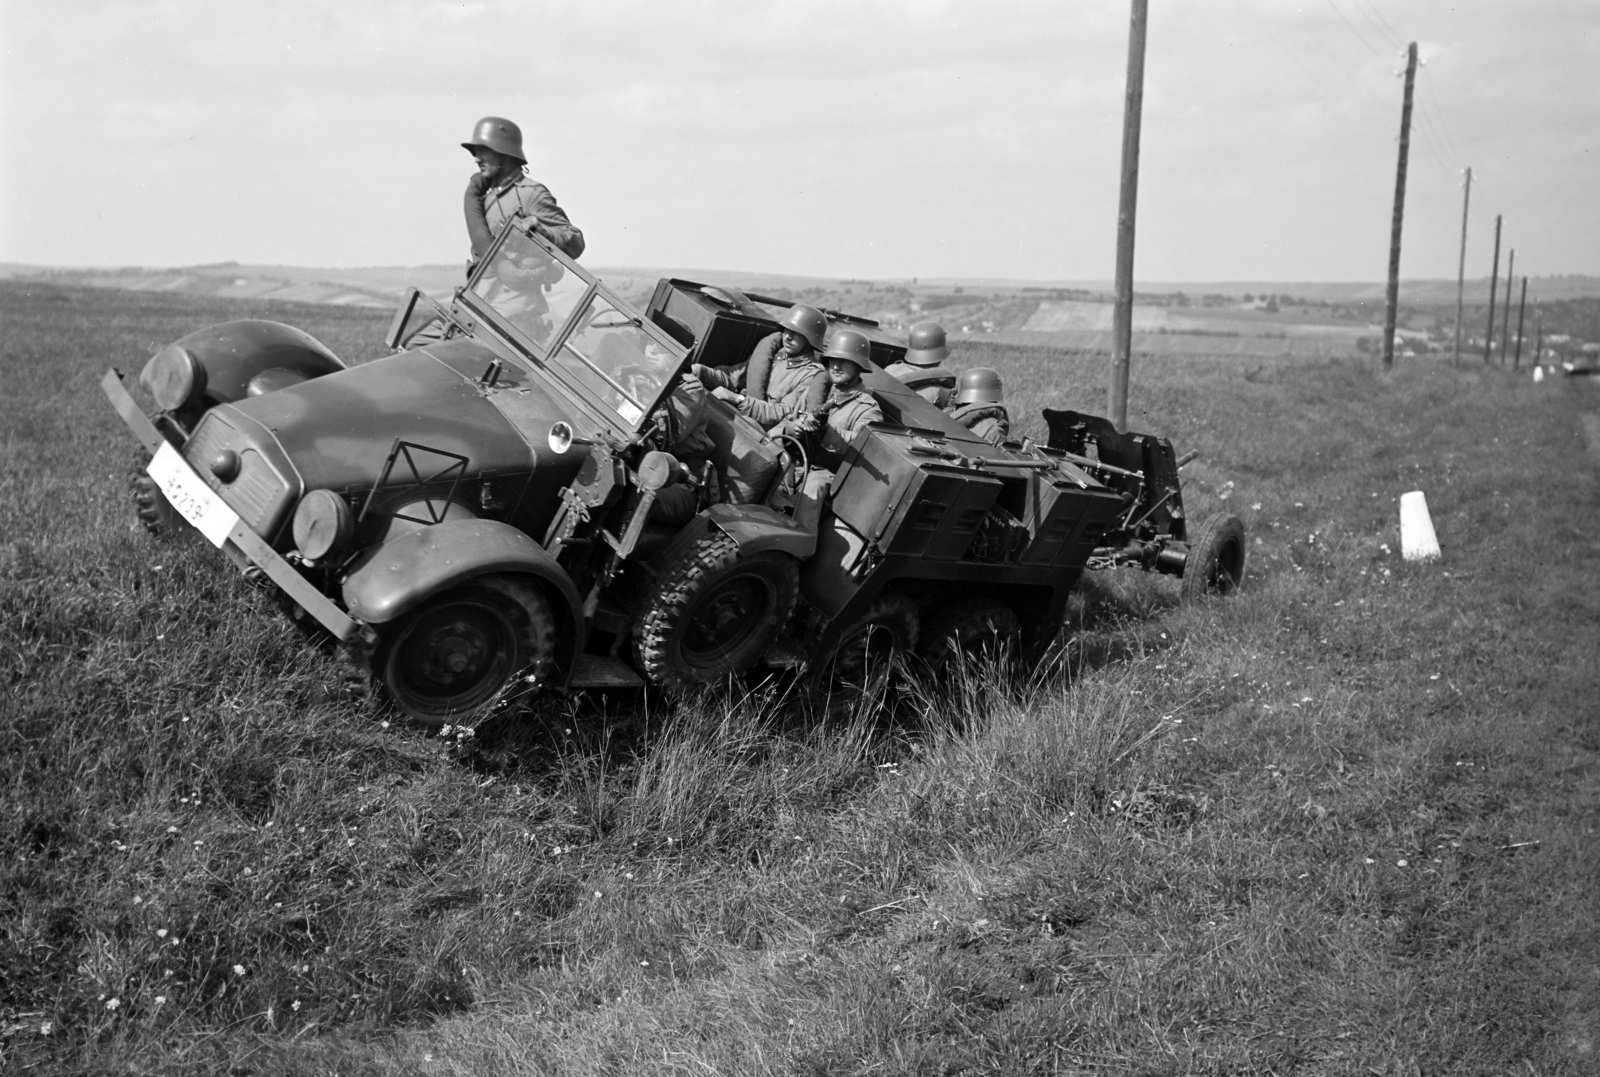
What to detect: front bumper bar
<box><xmin>102</xmin><ymin>369</ymin><xmax>362</xmax><ymax>642</ymax></box>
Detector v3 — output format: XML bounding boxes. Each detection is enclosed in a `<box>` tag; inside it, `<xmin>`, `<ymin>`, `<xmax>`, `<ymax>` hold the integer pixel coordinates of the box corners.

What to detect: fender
<box><xmin>342</xmin><ymin>519</ymin><xmax>585</xmax><ymax>668</ymax></box>
<box><xmin>142</xmin><ymin>320</ymin><xmax>346</xmax><ymax>410</ymax></box>
<box><xmin>704</xmin><ymin>502</ymin><xmax>817</xmax><ymax>560</ymax></box>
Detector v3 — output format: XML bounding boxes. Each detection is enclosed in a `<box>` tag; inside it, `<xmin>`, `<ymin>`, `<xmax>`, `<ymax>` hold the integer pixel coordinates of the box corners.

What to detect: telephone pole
<box><xmin>1382</xmin><ymin>42</ymin><xmax>1418</xmax><ymax>370</ymax></box>
<box><xmin>1514</xmin><ymin>276</ymin><xmax>1528</xmax><ymax>369</ymax></box>
<box><xmin>1108</xmin><ymin>0</ymin><xmax>1148</xmax><ymax>432</ymax></box>
<box><xmin>1452</xmin><ymin>167</ymin><xmax>1471</xmax><ymax>368</ymax></box>
<box><xmin>1483</xmin><ymin>215</ymin><xmax>1501</xmax><ymax>364</ymax></box>
<box><xmin>1499</xmin><ymin>248</ymin><xmax>1515</xmax><ymax>364</ymax></box>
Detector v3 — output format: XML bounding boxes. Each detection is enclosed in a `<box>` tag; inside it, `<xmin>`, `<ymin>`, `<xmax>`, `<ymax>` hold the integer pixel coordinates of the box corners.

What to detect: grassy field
<box><xmin>2</xmin><ymin>280</ymin><xmax>1597</xmax><ymax>1075</ymax></box>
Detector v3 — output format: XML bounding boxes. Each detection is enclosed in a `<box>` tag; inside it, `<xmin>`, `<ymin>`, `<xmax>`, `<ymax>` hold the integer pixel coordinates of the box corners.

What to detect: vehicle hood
<box><xmin>223</xmin><ymin>344</ymin><xmax>536</xmax><ymax>491</ymax></box>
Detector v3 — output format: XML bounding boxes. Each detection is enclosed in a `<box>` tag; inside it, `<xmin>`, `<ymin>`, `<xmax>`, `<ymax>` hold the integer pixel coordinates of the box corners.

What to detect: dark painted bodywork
<box><xmin>104</xmin><ymin>215</ymin><xmax>1202</xmax><ymax>698</ymax></box>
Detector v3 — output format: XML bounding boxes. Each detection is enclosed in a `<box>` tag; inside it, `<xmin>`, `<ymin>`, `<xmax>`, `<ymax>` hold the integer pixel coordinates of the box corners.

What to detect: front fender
<box><xmin>342</xmin><ymin>520</ymin><xmax>584</xmax><ymax>667</ymax></box>
<box><xmin>143</xmin><ymin>320</ymin><xmax>346</xmax><ymax>408</ymax></box>
<box><xmin>704</xmin><ymin>502</ymin><xmax>817</xmax><ymax>560</ymax></box>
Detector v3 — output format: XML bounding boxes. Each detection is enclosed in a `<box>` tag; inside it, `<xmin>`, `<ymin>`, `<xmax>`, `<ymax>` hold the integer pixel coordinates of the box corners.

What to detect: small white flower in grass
<box><xmin>624</xmin><ymin>873</ymin><xmax>634</xmax><ymax>880</ymax></box>
<box><xmin>167</xmin><ymin>826</ymin><xmax>178</xmax><ymax>834</ymax></box>
<box><xmin>1250</xmin><ymin>502</ymin><xmax>1261</xmax><ymax>511</ymax></box>
<box><xmin>170</xmin><ymin>937</ymin><xmax>181</xmax><ymax>946</ymax></box>
<box><xmin>380</xmin><ymin>720</ymin><xmax>390</xmax><ymax>729</ymax></box>
<box><xmin>1364</xmin><ymin>857</ymin><xmax>1375</xmax><ymax>864</ymax></box>
<box><xmin>242</xmin><ymin>867</ymin><xmax>251</xmax><ymax>876</ymax></box>
<box><xmin>1396</xmin><ymin>859</ymin><xmax>1408</xmax><ymax>868</ymax></box>
<box><xmin>156</xmin><ymin>929</ymin><xmax>168</xmax><ymax>938</ymax></box>
<box><xmin>1429</xmin><ymin>674</ymin><xmax>1440</xmax><ymax>681</ymax></box>
<box><xmin>105</xmin><ymin>998</ymin><xmax>120</xmax><ymax>1011</ymax></box>
<box><xmin>133</xmin><ymin>896</ymin><xmax>142</xmax><ymax>904</ymax></box>
<box><xmin>154</xmin><ymin>995</ymin><xmax>166</xmax><ymax>1005</ymax></box>
<box><xmin>233</xmin><ymin>964</ymin><xmax>247</xmax><ymax>976</ymax></box>
<box><xmin>594</xmin><ymin>890</ymin><xmax>603</xmax><ymax>899</ymax></box>
<box><xmin>347</xmin><ymin>838</ymin><xmax>356</xmax><ymax>847</ymax></box>
<box><xmin>39</xmin><ymin>1021</ymin><xmax>52</xmax><ymax>1036</ymax></box>
<box><xmin>640</xmin><ymin>960</ymin><xmax>650</xmax><ymax>967</ymax></box>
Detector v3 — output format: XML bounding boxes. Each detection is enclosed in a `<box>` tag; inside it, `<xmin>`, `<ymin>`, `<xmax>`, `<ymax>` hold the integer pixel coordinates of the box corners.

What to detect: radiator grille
<box><xmin>184</xmin><ymin>414</ymin><xmax>295</xmax><ymax>540</ymax></box>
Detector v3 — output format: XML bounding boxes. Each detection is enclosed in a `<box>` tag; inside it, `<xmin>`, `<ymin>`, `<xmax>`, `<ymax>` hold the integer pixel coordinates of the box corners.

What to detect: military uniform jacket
<box><xmin>815</xmin><ymin>385</ymin><xmax>884</xmax><ymax>459</ymax></box>
<box><xmin>483</xmin><ymin>172</ymin><xmax>586</xmax><ymax>260</ymax></box>
<box><xmin>884</xmin><ymin>360</ymin><xmax>957</xmax><ymax>408</ymax></box>
<box><xmin>946</xmin><ymin>402</ymin><xmax>1010</xmax><ymax>445</ymax></box>
<box><xmin>739</xmin><ymin>338</ymin><xmax>827</xmax><ymax>428</ymax></box>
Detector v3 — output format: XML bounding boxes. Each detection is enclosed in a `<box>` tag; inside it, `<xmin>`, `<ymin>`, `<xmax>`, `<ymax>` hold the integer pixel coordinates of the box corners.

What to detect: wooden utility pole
<box><xmin>1514</xmin><ymin>276</ymin><xmax>1528</xmax><ymax>369</ymax></box>
<box><xmin>1483</xmin><ymin>215</ymin><xmax>1501</xmax><ymax>364</ymax></box>
<box><xmin>1452</xmin><ymin>167</ymin><xmax>1471</xmax><ymax>368</ymax></box>
<box><xmin>1499</xmin><ymin>248</ymin><xmax>1515</xmax><ymax>363</ymax></box>
<box><xmin>1382</xmin><ymin>42</ymin><xmax>1418</xmax><ymax>370</ymax></box>
<box><xmin>1533</xmin><ymin>325</ymin><xmax>1543</xmax><ymax>369</ymax></box>
<box><xmin>1108</xmin><ymin>0</ymin><xmax>1148</xmax><ymax>432</ymax></box>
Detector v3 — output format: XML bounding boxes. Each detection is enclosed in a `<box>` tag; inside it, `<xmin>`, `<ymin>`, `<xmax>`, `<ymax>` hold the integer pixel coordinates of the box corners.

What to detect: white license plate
<box><xmin>147</xmin><ymin>442</ymin><xmax>241</xmax><ymax>548</ymax></box>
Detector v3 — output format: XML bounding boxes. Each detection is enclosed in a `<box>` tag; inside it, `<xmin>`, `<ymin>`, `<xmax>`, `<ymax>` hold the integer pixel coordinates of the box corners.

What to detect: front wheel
<box><xmin>1181</xmin><ymin>512</ymin><xmax>1247</xmax><ymax>601</ymax></box>
<box><xmin>372</xmin><ymin>574</ymin><xmax>557</xmax><ymax>728</ymax></box>
<box><xmin>634</xmin><ymin>530</ymin><xmax>800</xmax><ymax>693</ymax></box>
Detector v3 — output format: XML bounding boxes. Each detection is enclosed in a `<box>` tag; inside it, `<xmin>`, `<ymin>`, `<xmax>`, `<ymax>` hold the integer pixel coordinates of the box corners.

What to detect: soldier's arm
<box><xmin>522</xmin><ymin>183</ymin><xmax>586</xmax><ymax>260</ymax></box>
<box><xmin>743</xmin><ymin>333</ymin><xmax>781</xmax><ymax>400</ymax></box>
<box><xmin>737</xmin><ymin>394</ymin><xmax>795</xmax><ymax>426</ymax></box>
<box><xmin>464</xmin><ymin>176</ymin><xmax>496</xmax><ymax>267</ymax></box>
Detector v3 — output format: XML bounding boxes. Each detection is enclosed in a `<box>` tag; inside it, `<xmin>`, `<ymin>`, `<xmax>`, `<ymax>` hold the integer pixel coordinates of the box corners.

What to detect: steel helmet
<box><xmin>955</xmin><ymin>367</ymin><xmax>1003</xmax><ymax>406</ymax></box>
<box><xmin>822</xmin><ymin>328</ymin><xmax>873</xmax><ymax>371</ymax></box>
<box><xmin>462</xmin><ymin>116</ymin><xmax>527</xmax><ymax>164</ymax></box>
<box><xmin>904</xmin><ymin>321</ymin><xmax>950</xmax><ymax>367</ymax></box>
<box><xmin>778</xmin><ymin>303</ymin><xmax>828</xmax><ymax>352</ymax></box>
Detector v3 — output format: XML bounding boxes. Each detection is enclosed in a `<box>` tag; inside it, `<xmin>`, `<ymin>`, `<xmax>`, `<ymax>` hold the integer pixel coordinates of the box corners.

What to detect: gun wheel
<box><xmin>1181</xmin><ymin>512</ymin><xmax>1247</xmax><ymax>601</ymax></box>
<box><xmin>810</xmin><ymin>592</ymin><xmax>918</xmax><ymax>720</ymax></box>
<box><xmin>372</xmin><ymin>574</ymin><xmax>557</xmax><ymax>729</ymax></box>
<box><xmin>634</xmin><ymin>530</ymin><xmax>799</xmax><ymax>693</ymax></box>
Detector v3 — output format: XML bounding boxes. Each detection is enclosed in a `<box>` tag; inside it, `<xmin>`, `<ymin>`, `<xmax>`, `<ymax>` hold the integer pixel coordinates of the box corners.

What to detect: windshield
<box><xmin>466</xmin><ymin>223</ymin><xmax>685</xmax><ymax>431</ymax></box>
<box><xmin>557</xmin><ymin>294</ymin><xmax>682</xmax><ymax>426</ymax></box>
<box><xmin>469</xmin><ymin>227</ymin><xmax>590</xmax><ymax>350</ymax></box>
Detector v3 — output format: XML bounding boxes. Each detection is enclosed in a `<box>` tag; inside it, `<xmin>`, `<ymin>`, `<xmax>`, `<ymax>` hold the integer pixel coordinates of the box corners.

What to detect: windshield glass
<box><xmin>469</xmin><ymin>227</ymin><xmax>589</xmax><ymax>350</ymax></box>
<box><xmin>557</xmin><ymin>294</ymin><xmax>683</xmax><ymax>426</ymax></box>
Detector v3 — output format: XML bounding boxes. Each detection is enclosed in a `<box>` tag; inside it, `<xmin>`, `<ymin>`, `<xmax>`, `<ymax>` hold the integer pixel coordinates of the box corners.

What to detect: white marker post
<box><xmin>1400</xmin><ymin>490</ymin><xmax>1441</xmax><ymax>562</ymax></box>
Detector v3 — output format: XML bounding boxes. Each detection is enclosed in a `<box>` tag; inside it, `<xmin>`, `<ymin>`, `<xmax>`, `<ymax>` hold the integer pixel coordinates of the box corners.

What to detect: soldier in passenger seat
<box><xmin>694</xmin><ymin>303</ymin><xmax>830</xmax><ymax>429</ymax></box>
<box><xmin>773</xmin><ymin>328</ymin><xmax>884</xmax><ymax>534</ymax></box>
<box><xmin>945</xmin><ymin>367</ymin><xmax>1011</xmax><ymax>445</ymax></box>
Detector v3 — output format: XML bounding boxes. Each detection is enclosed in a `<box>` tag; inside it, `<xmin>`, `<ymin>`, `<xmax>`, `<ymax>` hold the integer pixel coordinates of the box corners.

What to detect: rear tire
<box><xmin>373</xmin><ymin>574</ymin><xmax>557</xmax><ymax>729</ymax></box>
<box><xmin>810</xmin><ymin>592</ymin><xmax>919</xmax><ymax>719</ymax></box>
<box><xmin>1181</xmin><ymin>512</ymin><xmax>1246</xmax><ymax>601</ymax></box>
<box><xmin>634</xmin><ymin>530</ymin><xmax>799</xmax><ymax>693</ymax></box>
<box><xmin>917</xmin><ymin>597</ymin><xmax>1021</xmax><ymax>669</ymax></box>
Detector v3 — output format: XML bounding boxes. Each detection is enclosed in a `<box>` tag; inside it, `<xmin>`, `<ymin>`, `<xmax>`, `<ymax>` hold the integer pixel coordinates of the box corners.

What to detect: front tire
<box><xmin>373</xmin><ymin>574</ymin><xmax>557</xmax><ymax>729</ymax></box>
<box><xmin>128</xmin><ymin>459</ymin><xmax>188</xmax><ymax>537</ymax></box>
<box><xmin>1181</xmin><ymin>512</ymin><xmax>1246</xmax><ymax>601</ymax></box>
<box><xmin>634</xmin><ymin>531</ymin><xmax>799</xmax><ymax>693</ymax></box>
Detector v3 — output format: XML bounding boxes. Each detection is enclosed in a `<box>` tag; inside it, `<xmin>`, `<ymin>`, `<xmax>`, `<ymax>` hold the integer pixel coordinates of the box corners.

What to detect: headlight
<box><xmin>292</xmin><ymin>489</ymin><xmax>354</xmax><ymax>562</ymax></box>
<box><xmin>141</xmin><ymin>344</ymin><xmax>206</xmax><ymax>411</ymax></box>
<box><xmin>637</xmin><ymin>450</ymin><xmax>680</xmax><ymax>491</ymax></box>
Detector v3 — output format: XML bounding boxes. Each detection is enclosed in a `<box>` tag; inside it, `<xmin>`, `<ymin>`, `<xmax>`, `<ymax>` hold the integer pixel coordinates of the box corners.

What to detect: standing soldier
<box><xmin>461</xmin><ymin>116</ymin><xmax>584</xmax><ymax>275</ymax></box>
<box><xmin>885</xmin><ymin>321</ymin><xmax>958</xmax><ymax>407</ymax></box>
<box><xmin>945</xmin><ymin>368</ymin><xmax>1010</xmax><ymax>445</ymax></box>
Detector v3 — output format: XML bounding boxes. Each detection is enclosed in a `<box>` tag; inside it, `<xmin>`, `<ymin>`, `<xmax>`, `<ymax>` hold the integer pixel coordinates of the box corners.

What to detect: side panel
<box><xmin>342</xmin><ymin>519</ymin><xmax>584</xmax><ymax>670</ymax></box>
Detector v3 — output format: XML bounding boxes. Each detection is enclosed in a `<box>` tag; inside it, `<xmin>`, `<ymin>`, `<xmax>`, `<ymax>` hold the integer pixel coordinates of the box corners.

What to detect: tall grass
<box><xmin>3</xmin><ymin>282</ymin><xmax>1598</xmax><ymax>1074</ymax></box>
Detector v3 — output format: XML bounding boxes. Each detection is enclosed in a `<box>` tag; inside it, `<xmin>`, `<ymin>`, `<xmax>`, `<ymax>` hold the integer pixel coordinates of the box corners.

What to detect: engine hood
<box><xmin>221</xmin><ymin>344</ymin><xmax>542</xmax><ymax>492</ymax></box>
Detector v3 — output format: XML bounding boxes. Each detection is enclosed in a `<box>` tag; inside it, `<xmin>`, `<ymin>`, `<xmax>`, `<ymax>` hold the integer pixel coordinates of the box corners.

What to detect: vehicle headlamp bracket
<box><xmin>358</xmin><ymin>439</ymin><xmax>471</xmax><ymax>525</ymax></box>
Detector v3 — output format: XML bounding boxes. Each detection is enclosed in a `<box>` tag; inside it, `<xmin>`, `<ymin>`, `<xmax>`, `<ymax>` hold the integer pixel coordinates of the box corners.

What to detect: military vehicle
<box><xmin>103</xmin><ymin>216</ymin><xmax>1244</xmax><ymax>726</ymax></box>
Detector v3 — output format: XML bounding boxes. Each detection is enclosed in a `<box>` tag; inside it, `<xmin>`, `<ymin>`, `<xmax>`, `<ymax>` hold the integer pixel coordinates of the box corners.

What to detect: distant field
<box><xmin>2</xmin><ymin>281</ymin><xmax>1597</xmax><ymax>1074</ymax></box>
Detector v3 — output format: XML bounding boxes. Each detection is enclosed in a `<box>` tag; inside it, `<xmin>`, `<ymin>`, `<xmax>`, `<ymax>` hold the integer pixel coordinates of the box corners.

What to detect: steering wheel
<box><xmin>768</xmin><ymin>432</ymin><xmax>811</xmax><ymax>504</ymax></box>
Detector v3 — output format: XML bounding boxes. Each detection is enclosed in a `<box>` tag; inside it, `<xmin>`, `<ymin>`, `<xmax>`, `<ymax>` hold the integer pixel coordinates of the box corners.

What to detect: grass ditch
<box><xmin>2</xmin><ymin>281</ymin><xmax>1597</xmax><ymax>1074</ymax></box>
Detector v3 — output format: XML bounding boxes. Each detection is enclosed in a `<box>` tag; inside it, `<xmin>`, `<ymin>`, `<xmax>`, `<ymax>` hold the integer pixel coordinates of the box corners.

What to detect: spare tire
<box><xmin>634</xmin><ymin>530</ymin><xmax>799</xmax><ymax>693</ymax></box>
<box><xmin>1181</xmin><ymin>512</ymin><xmax>1247</xmax><ymax>601</ymax></box>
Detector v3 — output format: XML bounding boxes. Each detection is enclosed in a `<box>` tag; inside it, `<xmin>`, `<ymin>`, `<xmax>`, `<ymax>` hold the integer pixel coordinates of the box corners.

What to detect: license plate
<box><xmin>147</xmin><ymin>442</ymin><xmax>241</xmax><ymax>548</ymax></box>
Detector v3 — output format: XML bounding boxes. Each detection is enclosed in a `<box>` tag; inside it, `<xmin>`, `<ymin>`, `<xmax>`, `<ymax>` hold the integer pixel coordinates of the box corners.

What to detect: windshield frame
<box><xmin>456</xmin><ymin>218</ymin><xmax>689</xmax><ymax>437</ymax></box>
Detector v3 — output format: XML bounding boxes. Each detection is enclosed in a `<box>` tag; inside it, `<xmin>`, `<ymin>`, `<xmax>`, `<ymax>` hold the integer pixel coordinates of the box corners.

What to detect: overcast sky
<box><xmin>2</xmin><ymin>0</ymin><xmax>1595</xmax><ymax>282</ymax></box>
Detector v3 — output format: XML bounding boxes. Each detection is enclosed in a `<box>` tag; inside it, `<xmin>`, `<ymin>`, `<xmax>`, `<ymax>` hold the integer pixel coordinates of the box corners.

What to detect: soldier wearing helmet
<box><xmin>461</xmin><ymin>116</ymin><xmax>585</xmax><ymax>274</ymax></box>
<box><xmin>699</xmin><ymin>304</ymin><xmax>829</xmax><ymax>429</ymax></box>
<box><xmin>945</xmin><ymin>367</ymin><xmax>1010</xmax><ymax>445</ymax></box>
<box><xmin>885</xmin><ymin>321</ymin><xmax>958</xmax><ymax>407</ymax></box>
<box><xmin>776</xmin><ymin>328</ymin><xmax>885</xmax><ymax>534</ymax></box>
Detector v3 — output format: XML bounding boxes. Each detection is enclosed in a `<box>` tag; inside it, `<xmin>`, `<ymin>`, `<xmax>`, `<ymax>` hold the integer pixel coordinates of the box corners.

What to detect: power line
<box><xmin>1321</xmin><ymin>0</ymin><xmax>1389</xmax><ymax>63</ymax></box>
<box><xmin>1351</xmin><ymin>0</ymin><xmax>1408</xmax><ymax>52</ymax></box>
<box><xmin>1421</xmin><ymin>65</ymin><xmax>1467</xmax><ymax>170</ymax></box>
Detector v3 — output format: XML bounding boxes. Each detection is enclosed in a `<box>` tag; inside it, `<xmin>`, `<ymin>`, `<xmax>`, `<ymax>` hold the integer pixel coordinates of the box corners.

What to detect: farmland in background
<box><xmin>2</xmin><ymin>280</ymin><xmax>1598</xmax><ymax>1075</ymax></box>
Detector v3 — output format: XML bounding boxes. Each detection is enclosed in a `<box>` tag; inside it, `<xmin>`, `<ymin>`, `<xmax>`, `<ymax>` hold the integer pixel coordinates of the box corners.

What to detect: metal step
<box><xmin>568</xmin><ymin>654</ymin><xmax>645</xmax><ymax>689</ymax></box>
